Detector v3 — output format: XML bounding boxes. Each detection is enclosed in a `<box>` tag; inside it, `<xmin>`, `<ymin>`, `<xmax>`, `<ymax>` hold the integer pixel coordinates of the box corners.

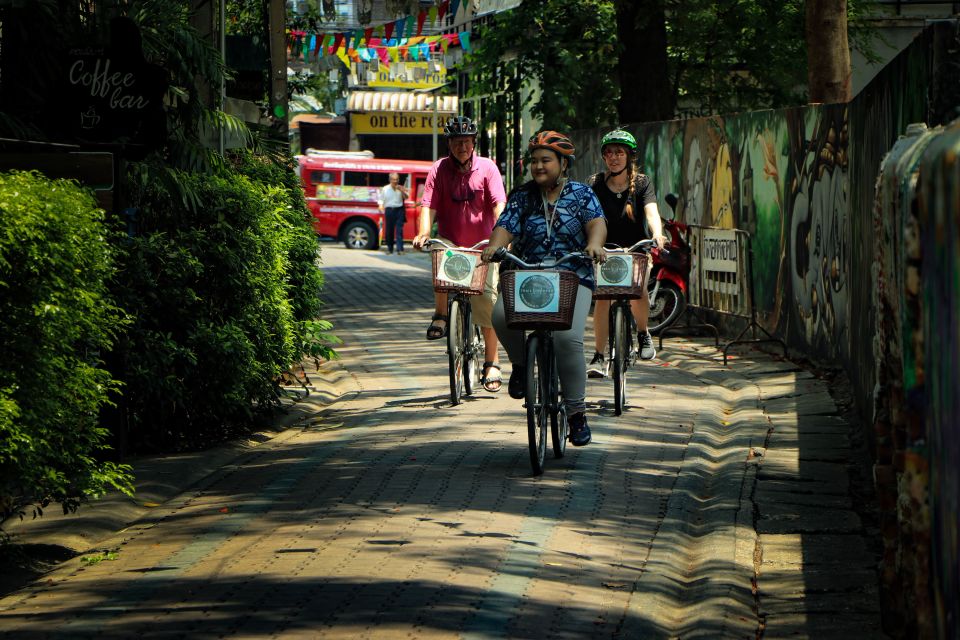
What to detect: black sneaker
<box><xmin>587</xmin><ymin>351</ymin><xmax>607</xmax><ymax>378</ymax></box>
<box><xmin>638</xmin><ymin>330</ymin><xmax>656</xmax><ymax>360</ymax></box>
<box><xmin>508</xmin><ymin>365</ymin><xmax>526</xmax><ymax>399</ymax></box>
<box><xmin>569</xmin><ymin>412</ymin><xmax>591</xmax><ymax>446</ymax></box>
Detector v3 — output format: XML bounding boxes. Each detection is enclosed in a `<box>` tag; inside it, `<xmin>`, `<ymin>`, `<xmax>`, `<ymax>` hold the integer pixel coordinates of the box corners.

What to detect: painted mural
<box><xmin>570</xmin><ymin>20</ymin><xmax>959</xmax><ymax>640</ymax></box>
<box><xmin>573</xmin><ymin>104</ymin><xmax>851</xmax><ymax>360</ymax></box>
<box><xmin>916</xmin><ymin>122</ymin><xmax>960</xmax><ymax>640</ymax></box>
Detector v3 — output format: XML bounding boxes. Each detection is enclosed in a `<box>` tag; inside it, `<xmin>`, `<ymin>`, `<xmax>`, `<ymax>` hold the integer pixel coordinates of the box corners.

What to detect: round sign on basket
<box><xmin>443</xmin><ymin>252</ymin><xmax>473</xmax><ymax>282</ymax></box>
<box><xmin>600</xmin><ymin>256</ymin><xmax>630</xmax><ymax>285</ymax></box>
<box><xmin>518</xmin><ymin>274</ymin><xmax>556</xmax><ymax>310</ymax></box>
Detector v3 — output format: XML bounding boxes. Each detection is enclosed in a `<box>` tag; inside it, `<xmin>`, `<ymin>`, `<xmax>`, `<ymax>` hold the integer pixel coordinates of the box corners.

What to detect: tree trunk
<box><xmin>806</xmin><ymin>0</ymin><xmax>851</xmax><ymax>103</ymax></box>
<box><xmin>615</xmin><ymin>0</ymin><xmax>674</xmax><ymax>123</ymax></box>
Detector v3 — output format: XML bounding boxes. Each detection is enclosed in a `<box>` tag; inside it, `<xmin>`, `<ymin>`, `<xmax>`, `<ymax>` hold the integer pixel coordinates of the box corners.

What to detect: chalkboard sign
<box><xmin>62</xmin><ymin>18</ymin><xmax>166</xmax><ymax>153</ymax></box>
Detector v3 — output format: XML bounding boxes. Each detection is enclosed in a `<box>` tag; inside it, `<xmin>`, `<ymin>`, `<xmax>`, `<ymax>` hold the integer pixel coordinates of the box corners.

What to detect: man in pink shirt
<box><xmin>413</xmin><ymin>116</ymin><xmax>507</xmax><ymax>392</ymax></box>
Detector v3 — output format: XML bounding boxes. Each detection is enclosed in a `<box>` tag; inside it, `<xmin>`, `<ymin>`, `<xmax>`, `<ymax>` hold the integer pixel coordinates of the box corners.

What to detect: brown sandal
<box><xmin>426</xmin><ymin>313</ymin><xmax>448</xmax><ymax>340</ymax></box>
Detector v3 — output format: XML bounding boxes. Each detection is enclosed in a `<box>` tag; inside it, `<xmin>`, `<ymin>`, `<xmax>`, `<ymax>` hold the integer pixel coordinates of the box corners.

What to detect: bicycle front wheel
<box><xmin>447</xmin><ymin>298</ymin><xmax>466</xmax><ymax>406</ymax></box>
<box><xmin>612</xmin><ymin>304</ymin><xmax>628</xmax><ymax>416</ymax></box>
<box><xmin>525</xmin><ymin>334</ymin><xmax>548</xmax><ymax>475</ymax></box>
<box><xmin>463</xmin><ymin>304</ymin><xmax>480</xmax><ymax>396</ymax></box>
<box><xmin>549</xmin><ymin>349</ymin><xmax>567</xmax><ymax>459</ymax></box>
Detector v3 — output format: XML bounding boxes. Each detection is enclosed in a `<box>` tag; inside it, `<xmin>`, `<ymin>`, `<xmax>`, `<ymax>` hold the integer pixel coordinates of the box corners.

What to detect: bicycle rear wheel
<box><xmin>447</xmin><ymin>298</ymin><xmax>466</xmax><ymax>405</ymax></box>
<box><xmin>525</xmin><ymin>334</ymin><xmax>548</xmax><ymax>475</ymax></box>
<box><xmin>463</xmin><ymin>304</ymin><xmax>480</xmax><ymax>396</ymax></box>
<box><xmin>612</xmin><ymin>304</ymin><xmax>628</xmax><ymax>416</ymax></box>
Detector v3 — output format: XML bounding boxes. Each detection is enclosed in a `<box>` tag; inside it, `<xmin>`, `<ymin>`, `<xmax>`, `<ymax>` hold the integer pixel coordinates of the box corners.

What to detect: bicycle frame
<box><xmin>491</xmin><ymin>248</ymin><xmax>587</xmax><ymax>474</ymax></box>
<box><xmin>424</xmin><ymin>239</ymin><xmax>488</xmax><ymax>406</ymax></box>
<box><xmin>599</xmin><ymin>239</ymin><xmax>657</xmax><ymax>415</ymax></box>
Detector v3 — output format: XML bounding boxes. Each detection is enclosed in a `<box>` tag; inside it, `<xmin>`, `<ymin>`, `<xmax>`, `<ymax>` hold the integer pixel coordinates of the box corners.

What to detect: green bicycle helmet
<box><xmin>600</xmin><ymin>129</ymin><xmax>638</xmax><ymax>154</ymax></box>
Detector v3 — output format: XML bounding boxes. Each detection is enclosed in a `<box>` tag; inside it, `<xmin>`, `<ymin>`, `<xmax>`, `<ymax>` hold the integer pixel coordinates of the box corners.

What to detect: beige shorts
<box><xmin>438</xmin><ymin>236</ymin><xmax>498</xmax><ymax>328</ymax></box>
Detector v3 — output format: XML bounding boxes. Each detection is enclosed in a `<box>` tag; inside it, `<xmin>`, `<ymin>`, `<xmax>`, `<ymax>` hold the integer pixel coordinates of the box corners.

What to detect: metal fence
<box><xmin>662</xmin><ymin>224</ymin><xmax>786</xmax><ymax>365</ymax></box>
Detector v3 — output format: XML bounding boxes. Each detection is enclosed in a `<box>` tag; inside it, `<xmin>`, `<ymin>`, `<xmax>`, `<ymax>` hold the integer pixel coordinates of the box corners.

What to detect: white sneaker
<box><xmin>587</xmin><ymin>352</ymin><xmax>608</xmax><ymax>378</ymax></box>
<box><xmin>638</xmin><ymin>331</ymin><xmax>656</xmax><ymax>360</ymax></box>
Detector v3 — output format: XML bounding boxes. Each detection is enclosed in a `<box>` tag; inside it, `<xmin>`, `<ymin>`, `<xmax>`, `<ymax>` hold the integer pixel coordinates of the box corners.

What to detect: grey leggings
<box><xmin>492</xmin><ymin>284</ymin><xmax>593</xmax><ymax>415</ymax></box>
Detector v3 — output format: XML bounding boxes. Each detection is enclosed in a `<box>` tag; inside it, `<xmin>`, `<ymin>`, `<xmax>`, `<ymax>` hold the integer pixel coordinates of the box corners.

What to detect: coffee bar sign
<box><xmin>64</xmin><ymin>18</ymin><xmax>166</xmax><ymax>149</ymax></box>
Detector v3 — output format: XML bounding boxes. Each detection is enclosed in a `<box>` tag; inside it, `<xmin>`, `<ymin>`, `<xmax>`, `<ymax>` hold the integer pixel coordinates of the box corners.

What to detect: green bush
<box><xmin>230</xmin><ymin>152</ymin><xmax>337</xmax><ymax>363</ymax></box>
<box><xmin>113</xmin><ymin>162</ymin><xmax>331</xmax><ymax>452</ymax></box>
<box><xmin>0</xmin><ymin>171</ymin><xmax>132</xmax><ymax>520</ymax></box>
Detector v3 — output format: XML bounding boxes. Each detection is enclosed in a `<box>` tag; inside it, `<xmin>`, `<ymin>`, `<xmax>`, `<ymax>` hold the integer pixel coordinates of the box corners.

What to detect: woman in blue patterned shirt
<box><xmin>481</xmin><ymin>131</ymin><xmax>607</xmax><ymax>446</ymax></box>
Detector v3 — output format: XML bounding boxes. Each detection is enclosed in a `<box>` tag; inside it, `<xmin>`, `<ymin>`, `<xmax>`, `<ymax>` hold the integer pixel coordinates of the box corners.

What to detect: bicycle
<box><xmin>493</xmin><ymin>248</ymin><xmax>585</xmax><ymax>475</ymax></box>
<box><xmin>593</xmin><ymin>239</ymin><xmax>658</xmax><ymax>416</ymax></box>
<box><xmin>424</xmin><ymin>239</ymin><xmax>488</xmax><ymax>406</ymax></box>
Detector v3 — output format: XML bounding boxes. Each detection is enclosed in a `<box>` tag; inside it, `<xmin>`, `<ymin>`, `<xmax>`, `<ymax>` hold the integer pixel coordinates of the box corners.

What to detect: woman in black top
<box><xmin>588</xmin><ymin>129</ymin><xmax>665</xmax><ymax>375</ymax></box>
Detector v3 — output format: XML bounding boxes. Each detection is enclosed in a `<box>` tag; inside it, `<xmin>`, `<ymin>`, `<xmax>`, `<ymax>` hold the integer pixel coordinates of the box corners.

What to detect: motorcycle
<box><xmin>647</xmin><ymin>193</ymin><xmax>690</xmax><ymax>334</ymax></box>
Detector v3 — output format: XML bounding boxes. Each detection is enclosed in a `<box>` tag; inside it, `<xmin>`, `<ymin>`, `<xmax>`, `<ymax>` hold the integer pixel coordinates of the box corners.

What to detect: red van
<box><xmin>297</xmin><ymin>150</ymin><xmax>434</xmax><ymax>250</ymax></box>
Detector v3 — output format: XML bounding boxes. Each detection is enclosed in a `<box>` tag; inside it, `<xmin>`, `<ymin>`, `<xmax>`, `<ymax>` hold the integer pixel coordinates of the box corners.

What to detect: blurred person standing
<box><xmin>378</xmin><ymin>172</ymin><xmax>409</xmax><ymax>255</ymax></box>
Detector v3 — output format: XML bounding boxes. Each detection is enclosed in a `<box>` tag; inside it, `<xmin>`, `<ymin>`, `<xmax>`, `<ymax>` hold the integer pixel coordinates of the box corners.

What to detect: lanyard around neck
<box><xmin>540</xmin><ymin>179</ymin><xmax>565</xmax><ymax>239</ymax></box>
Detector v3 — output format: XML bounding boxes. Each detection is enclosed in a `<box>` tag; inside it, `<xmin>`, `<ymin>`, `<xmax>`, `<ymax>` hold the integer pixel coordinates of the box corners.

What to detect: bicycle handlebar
<box><xmin>604</xmin><ymin>239</ymin><xmax>669</xmax><ymax>255</ymax></box>
<box><xmin>422</xmin><ymin>238</ymin><xmax>489</xmax><ymax>251</ymax></box>
<box><xmin>490</xmin><ymin>247</ymin><xmax>587</xmax><ymax>269</ymax></box>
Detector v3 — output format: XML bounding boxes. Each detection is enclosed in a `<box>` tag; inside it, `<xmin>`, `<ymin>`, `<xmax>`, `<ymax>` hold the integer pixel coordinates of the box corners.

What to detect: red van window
<box><xmin>310</xmin><ymin>170</ymin><xmax>336</xmax><ymax>184</ymax></box>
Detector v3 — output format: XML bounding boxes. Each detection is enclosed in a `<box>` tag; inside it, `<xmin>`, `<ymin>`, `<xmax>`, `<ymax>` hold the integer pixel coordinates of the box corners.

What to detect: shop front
<box><xmin>347</xmin><ymin>90</ymin><xmax>458</xmax><ymax>161</ymax></box>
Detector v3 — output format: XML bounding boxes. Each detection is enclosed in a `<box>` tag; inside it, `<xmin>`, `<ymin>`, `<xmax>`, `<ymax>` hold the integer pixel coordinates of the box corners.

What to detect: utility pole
<box><xmin>269</xmin><ymin>0</ymin><xmax>288</xmax><ymax>138</ymax></box>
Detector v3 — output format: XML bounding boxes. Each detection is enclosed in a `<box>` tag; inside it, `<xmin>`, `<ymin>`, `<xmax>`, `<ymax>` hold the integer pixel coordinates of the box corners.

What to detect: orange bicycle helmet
<box><xmin>528</xmin><ymin>130</ymin><xmax>576</xmax><ymax>163</ymax></box>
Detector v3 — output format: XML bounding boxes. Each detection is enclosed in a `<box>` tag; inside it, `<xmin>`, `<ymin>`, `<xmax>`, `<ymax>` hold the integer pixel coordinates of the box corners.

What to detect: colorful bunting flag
<box><xmin>459</xmin><ymin>31</ymin><xmax>471</xmax><ymax>53</ymax></box>
<box><xmin>429</xmin><ymin>6</ymin><xmax>438</xmax><ymax>24</ymax></box>
<box><xmin>332</xmin><ymin>32</ymin><xmax>345</xmax><ymax>53</ymax></box>
<box><xmin>438</xmin><ymin>0</ymin><xmax>449</xmax><ymax>21</ymax></box>
<box><xmin>365</xmin><ymin>27</ymin><xmax>373</xmax><ymax>43</ymax></box>
<box><xmin>416</xmin><ymin>9</ymin><xmax>426</xmax><ymax>36</ymax></box>
<box><xmin>384</xmin><ymin>22</ymin><xmax>395</xmax><ymax>40</ymax></box>
<box><xmin>450</xmin><ymin>0</ymin><xmax>461</xmax><ymax>19</ymax></box>
<box><xmin>395</xmin><ymin>18</ymin><xmax>405</xmax><ymax>40</ymax></box>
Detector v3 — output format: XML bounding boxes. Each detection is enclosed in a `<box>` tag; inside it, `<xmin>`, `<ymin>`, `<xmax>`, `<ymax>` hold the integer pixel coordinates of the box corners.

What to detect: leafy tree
<box><xmin>226</xmin><ymin>0</ymin><xmax>268</xmax><ymax>36</ymax></box>
<box><xmin>666</xmin><ymin>0</ymin><xmax>809</xmax><ymax>117</ymax></box>
<box><xmin>470</xmin><ymin>0</ymin><xmax>877</xmax><ymax>127</ymax></box>
<box><xmin>466</xmin><ymin>0</ymin><xmax>620</xmax><ymax>132</ymax></box>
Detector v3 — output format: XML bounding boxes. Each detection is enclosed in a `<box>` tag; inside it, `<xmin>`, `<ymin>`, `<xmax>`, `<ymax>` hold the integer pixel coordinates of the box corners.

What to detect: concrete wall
<box><xmin>569</xmin><ymin>20</ymin><xmax>960</xmax><ymax>638</ymax></box>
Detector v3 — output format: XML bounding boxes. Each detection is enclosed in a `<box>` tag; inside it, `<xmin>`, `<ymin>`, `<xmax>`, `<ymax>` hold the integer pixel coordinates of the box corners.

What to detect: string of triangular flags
<box><xmin>289</xmin><ymin>32</ymin><xmax>470</xmax><ymax>69</ymax></box>
<box><xmin>286</xmin><ymin>0</ymin><xmax>473</xmax><ymax>70</ymax></box>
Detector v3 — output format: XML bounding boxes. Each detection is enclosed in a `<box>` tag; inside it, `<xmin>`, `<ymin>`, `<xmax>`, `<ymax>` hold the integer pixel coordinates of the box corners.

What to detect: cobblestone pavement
<box><xmin>0</xmin><ymin>245</ymin><xmax>886</xmax><ymax>638</ymax></box>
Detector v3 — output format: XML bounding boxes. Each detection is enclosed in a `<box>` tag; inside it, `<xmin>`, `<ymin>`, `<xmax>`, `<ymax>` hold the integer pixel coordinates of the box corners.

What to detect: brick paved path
<box><xmin>0</xmin><ymin>245</ymin><xmax>885</xmax><ymax>638</ymax></box>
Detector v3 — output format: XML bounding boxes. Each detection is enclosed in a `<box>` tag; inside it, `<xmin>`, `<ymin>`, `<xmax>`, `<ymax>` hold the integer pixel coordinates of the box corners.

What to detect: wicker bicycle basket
<box><xmin>501</xmin><ymin>269</ymin><xmax>580</xmax><ymax>330</ymax></box>
<box><xmin>593</xmin><ymin>252</ymin><xmax>650</xmax><ymax>300</ymax></box>
<box><xmin>431</xmin><ymin>248</ymin><xmax>489</xmax><ymax>295</ymax></box>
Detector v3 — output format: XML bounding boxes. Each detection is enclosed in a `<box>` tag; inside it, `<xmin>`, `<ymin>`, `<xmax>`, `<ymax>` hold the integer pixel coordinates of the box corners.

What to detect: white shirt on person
<box><xmin>379</xmin><ymin>184</ymin><xmax>406</xmax><ymax>209</ymax></box>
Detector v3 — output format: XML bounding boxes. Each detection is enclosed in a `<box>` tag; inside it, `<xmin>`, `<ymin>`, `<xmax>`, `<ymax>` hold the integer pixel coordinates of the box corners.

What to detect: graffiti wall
<box><xmin>916</xmin><ymin>122</ymin><xmax>960</xmax><ymax>640</ymax></box>
<box><xmin>570</xmin><ymin>20</ymin><xmax>960</xmax><ymax>639</ymax></box>
<box><xmin>572</xmin><ymin>104</ymin><xmax>852</xmax><ymax>362</ymax></box>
